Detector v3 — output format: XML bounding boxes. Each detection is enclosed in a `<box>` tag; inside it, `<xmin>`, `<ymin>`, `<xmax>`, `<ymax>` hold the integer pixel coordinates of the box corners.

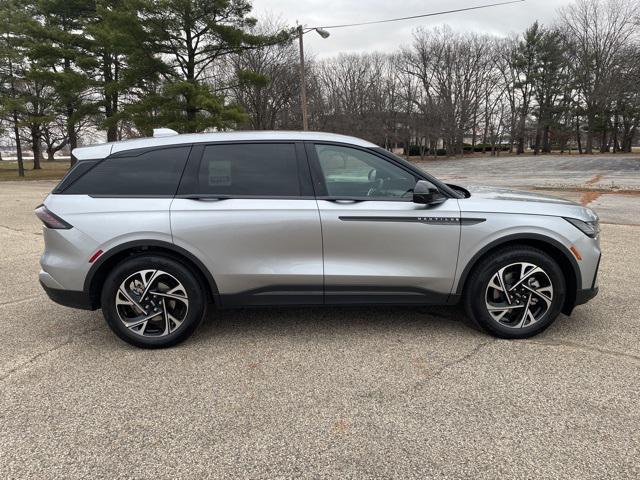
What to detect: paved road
<box><xmin>414</xmin><ymin>153</ymin><xmax>640</xmax><ymax>190</ymax></box>
<box><xmin>414</xmin><ymin>153</ymin><xmax>640</xmax><ymax>225</ymax></box>
<box><xmin>1</xmin><ymin>179</ymin><xmax>639</xmax><ymax>479</ymax></box>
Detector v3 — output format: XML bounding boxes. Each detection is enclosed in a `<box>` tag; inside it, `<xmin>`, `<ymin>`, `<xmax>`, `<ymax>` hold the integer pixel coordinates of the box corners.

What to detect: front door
<box><xmin>171</xmin><ymin>142</ymin><xmax>323</xmax><ymax>306</ymax></box>
<box><xmin>308</xmin><ymin>143</ymin><xmax>461</xmax><ymax>304</ymax></box>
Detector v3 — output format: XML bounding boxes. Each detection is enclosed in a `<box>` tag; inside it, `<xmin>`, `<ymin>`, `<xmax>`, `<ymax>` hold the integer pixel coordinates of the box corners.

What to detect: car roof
<box><xmin>72</xmin><ymin>130</ymin><xmax>378</xmax><ymax>160</ymax></box>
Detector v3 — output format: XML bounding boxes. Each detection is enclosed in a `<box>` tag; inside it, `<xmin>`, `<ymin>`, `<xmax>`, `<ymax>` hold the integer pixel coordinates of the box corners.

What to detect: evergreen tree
<box><xmin>511</xmin><ymin>22</ymin><xmax>543</xmax><ymax>154</ymax></box>
<box><xmin>87</xmin><ymin>0</ymin><xmax>165</xmax><ymax>141</ymax></box>
<box><xmin>29</xmin><ymin>0</ymin><xmax>98</xmax><ymax>165</ymax></box>
<box><xmin>0</xmin><ymin>0</ymin><xmax>31</xmax><ymax>176</ymax></box>
<box><xmin>135</xmin><ymin>0</ymin><xmax>288</xmax><ymax>133</ymax></box>
<box><xmin>530</xmin><ymin>26</ymin><xmax>568</xmax><ymax>154</ymax></box>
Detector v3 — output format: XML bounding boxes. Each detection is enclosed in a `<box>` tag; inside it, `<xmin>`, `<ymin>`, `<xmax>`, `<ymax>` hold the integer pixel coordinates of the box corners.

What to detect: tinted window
<box><xmin>64</xmin><ymin>147</ymin><xmax>190</xmax><ymax>196</ymax></box>
<box><xmin>195</xmin><ymin>143</ymin><xmax>300</xmax><ymax>196</ymax></box>
<box><xmin>53</xmin><ymin>159</ymin><xmax>100</xmax><ymax>193</ymax></box>
<box><xmin>315</xmin><ymin>144</ymin><xmax>416</xmax><ymax>199</ymax></box>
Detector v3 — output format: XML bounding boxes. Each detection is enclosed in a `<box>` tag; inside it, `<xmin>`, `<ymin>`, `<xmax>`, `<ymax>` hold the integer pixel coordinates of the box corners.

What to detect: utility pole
<box><xmin>297</xmin><ymin>26</ymin><xmax>330</xmax><ymax>131</ymax></box>
<box><xmin>297</xmin><ymin>25</ymin><xmax>308</xmax><ymax>131</ymax></box>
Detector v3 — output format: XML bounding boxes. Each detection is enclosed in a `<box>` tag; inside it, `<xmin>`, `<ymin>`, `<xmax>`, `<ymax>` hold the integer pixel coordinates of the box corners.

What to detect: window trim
<box><xmin>305</xmin><ymin>141</ymin><xmax>431</xmax><ymax>202</ymax></box>
<box><xmin>176</xmin><ymin>140</ymin><xmax>313</xmax><ymax>200</ymax></box>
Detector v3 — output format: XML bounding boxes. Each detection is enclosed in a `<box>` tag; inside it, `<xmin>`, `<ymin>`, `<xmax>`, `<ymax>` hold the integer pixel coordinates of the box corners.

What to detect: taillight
<box><xmin>34</xmin><ymin>204</ymin><xmax>72</xmax><ymax>229</ymax></box>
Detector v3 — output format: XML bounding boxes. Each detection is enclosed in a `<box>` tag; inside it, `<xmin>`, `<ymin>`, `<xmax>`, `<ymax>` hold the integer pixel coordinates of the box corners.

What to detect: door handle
<box><xmin>327</xmin><ymin>199</ymin><xmax>364</xmax><ymax>204</ymax></box>
<box><xmin>182</xmin><ymin>195</ymin><xmax>228</xmax><ymax>201</ymax></box>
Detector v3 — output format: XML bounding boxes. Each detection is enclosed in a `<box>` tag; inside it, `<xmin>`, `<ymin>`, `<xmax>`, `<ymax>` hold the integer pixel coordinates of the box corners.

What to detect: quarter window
<box><xmin>195</xmin><ymin>143</ymin><xmax>300</xmax><ymax>196</ymax></box>
<box><xmin>63</xmin><ymin>147</ymin><xmax>190</xmax><ymax>196</ymax></box>
<box><xmin>315</xmin><ymin>144</ymin><xmax>416</xmax><ymax>199</ymax></box>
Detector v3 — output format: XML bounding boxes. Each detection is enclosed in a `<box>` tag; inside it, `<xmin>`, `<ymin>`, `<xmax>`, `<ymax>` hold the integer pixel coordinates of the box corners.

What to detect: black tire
<box><xmin>463</xmin><ymin>246</ymin><xmax>566</xmax><ymax>339</ymax></box>
<box><xmin>101</xmin><ymin>254</ymin><xmax>207</xmax><ymax>348</ymax></box>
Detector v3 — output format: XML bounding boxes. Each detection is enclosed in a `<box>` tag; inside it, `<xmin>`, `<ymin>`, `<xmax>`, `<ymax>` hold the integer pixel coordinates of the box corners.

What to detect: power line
<box><xmin>313</xmin><ymin>0</ymin><xmax>525</xmax><ymax>30</ymax></box>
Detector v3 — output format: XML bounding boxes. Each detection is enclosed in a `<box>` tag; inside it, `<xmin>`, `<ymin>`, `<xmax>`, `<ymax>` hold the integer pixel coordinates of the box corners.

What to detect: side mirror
<box><xmin>413</xmin><ymin>180</ymin><xmax>446</xmax><ymax>206</ymax></box>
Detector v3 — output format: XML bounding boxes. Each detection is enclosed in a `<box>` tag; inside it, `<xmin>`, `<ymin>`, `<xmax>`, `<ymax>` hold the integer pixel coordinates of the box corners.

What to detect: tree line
<box><xmin>1</xmin><ymin>0</ymin><xmax>639</xmax><ymax>177</ymax></box>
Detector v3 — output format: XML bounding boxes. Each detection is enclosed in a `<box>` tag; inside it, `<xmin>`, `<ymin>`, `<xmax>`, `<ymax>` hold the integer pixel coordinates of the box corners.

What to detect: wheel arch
<box><xmin>84</xmin><ymin>240</ymin><xmax>219</xmax><ymax>309</ymax></box>
<box><xmin>455</xmin><ymin>233</ymin><xmax>580</xmax><ymax>315</ymax></box>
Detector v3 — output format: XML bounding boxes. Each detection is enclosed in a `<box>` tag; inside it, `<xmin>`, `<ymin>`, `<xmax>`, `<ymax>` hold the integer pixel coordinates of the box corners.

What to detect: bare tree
<box><xmin>230</xmin><ymin>18</ymin><xmax>299</xmax><ymax>130</ymax></box>
<box><xmin>559</xmin><ymin>0</ymin><xmax>640</xmax><ymax>153</ymax></box>
<box><xmin>41</xmin><ymin>116</ymin><xmax>68</xmax><ymax>161</ymax></box>
<box><xmin>613</xmin><ymin>43</ymin><xmax>640</xmax><ymax>152</ymax></box>
<box><xmin>315</xmin><ymin>52</ymin><xmax>393</xmax><ymax>144</ymax></box>
<box><xmin>494</xmin><ymin>37</ymin><xmax>520</xmax><ymax>153</ymax></box>
<box><xmin>401</xmin><ymin>27</ymin><xmax>494</xmax><ymax>156</ymax></box>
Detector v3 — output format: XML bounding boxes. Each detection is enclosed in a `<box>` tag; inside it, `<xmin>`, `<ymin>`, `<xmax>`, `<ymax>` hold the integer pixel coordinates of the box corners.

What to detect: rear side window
<box><xmin>195</xmin><ymin>143</ymin><xmax>299</xmax><ymax>197</ymax></box>
<box><xmin>53</xmin><ymin>159</ymin><xmax>100</xmax><ymax>193</ymax></box>
<box><xmin>63</xmin><ymin>146</ymin><xmax>190</xmax><ymax>196</ymax></box>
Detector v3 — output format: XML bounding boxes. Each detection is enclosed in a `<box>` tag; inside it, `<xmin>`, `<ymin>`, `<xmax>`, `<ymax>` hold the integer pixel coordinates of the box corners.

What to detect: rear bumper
<box><xmin>40</xmin><ymin>281</ymin><xmax>98</xmax><ymax>310</ymax></box>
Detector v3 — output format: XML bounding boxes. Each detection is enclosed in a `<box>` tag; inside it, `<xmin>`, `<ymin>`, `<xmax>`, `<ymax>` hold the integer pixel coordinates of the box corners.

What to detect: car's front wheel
<box><xmin>101</xmin><ymin>255</ymin><xmax>207</xmax><ymax>348</ymax></box>
<box><xmin>463</xmin><ymin>246</ymin><xmax>566</xmax><ymax>339</ymax></box>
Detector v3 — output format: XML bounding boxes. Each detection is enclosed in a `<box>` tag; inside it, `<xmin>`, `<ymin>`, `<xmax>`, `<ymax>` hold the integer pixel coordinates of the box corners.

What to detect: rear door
<box><xmin>307</xmin><ymin>143</ymin><xmax>461</xmax><ymax>304</ymax></box>
<box><xmin>170</xmin><ymin>142</ymin><xmax>323</xmax><ymax>306</ymax></box>
<box><xmin>44</xmin><ymin>146</ymin><xmax>191</xmax><ymax>291</ymax></box>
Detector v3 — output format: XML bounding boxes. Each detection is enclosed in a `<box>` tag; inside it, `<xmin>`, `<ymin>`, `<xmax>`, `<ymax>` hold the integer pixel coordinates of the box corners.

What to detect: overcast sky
<box><xmin>251</xmin><ymin>0</ymin><xmax>575</xmax><ymax>57</ymax></box>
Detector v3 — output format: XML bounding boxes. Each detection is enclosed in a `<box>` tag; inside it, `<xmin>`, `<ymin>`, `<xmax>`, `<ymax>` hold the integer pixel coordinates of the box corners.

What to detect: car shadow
<box><xmin>194</xmin><ymin>303</ymin><xmax>477</xmax><ymax>341</ymax></box>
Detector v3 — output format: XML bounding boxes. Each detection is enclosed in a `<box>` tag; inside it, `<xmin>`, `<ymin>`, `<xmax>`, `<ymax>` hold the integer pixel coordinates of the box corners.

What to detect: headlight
<box><xmin>564</xmin><ymin>217</ymin><xmax>600</xmax><ymax>238</ymax></box>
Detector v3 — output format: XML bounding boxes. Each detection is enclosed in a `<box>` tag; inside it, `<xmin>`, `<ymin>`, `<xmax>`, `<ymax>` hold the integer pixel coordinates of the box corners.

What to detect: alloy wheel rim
<box><xmin>485</xmin><ymin>262</ymin><xmax>554</xmax><ymax>329</ymax></box>
<box><xmin>115</xmin><ymin>269</ymin><xmax>189</xmax><ymax>337</ymax></box>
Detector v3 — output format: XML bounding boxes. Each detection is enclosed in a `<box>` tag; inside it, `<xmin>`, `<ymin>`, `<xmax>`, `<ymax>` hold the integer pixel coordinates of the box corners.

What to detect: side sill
<box><xmin>218</xmin><ymin>287</ymin><xmax>453</xmax><ymax>308</ymax></box>
<box><xmin>324</xmin><ymin>292</ymin><xmax>450</xmax><ymax>306</ymax></box>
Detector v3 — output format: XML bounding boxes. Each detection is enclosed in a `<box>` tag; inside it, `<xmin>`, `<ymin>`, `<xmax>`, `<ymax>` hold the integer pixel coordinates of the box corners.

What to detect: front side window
<box><xmin>195</xmin><ymin>143</ymin><xmax>300</xmax><ymax>196</ymax></box>
<box><xmin>64</xmin><ymin>146</ymin><xmax>190</xmax><ymax>196</ymax></box>
<box><xmin>315</xmin><ymin>144</ymin><xmax>416</xmax><ymax>199</ymax></box>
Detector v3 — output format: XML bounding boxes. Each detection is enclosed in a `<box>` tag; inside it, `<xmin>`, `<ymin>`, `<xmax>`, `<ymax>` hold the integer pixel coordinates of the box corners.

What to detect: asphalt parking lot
<box><xmin>1</xmin><ymin>155</ymin><xmax>639</xmax><ymax>479</ymax></box>
<box><xmin>415</xmin><ymin>153</ymin><xmax>640</xmax><ymax>226</ymax></box>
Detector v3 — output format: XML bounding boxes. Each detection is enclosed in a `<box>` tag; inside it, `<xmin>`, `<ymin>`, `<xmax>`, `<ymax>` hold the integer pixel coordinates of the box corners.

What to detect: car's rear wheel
<box><xmin>101</xmin><ymin>255</ymin><xmax>207</xmax><ymax>348</ymax></box>
<box><xmin>463</xmin><ymin>246</ymin><xmax>566</xmax><ymax>339</ymax></box>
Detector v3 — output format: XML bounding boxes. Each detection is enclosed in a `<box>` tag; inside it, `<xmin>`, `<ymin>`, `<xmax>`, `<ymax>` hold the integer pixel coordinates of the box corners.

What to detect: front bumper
<box><xmin>575</xmin><ymin>286</ymin><xmax>599</xmax><ymax>306</ymax></box>
<box><xmin>40</xmin><ymin>281</ymin><xmax>98</xmax><ymax>310</ymax></box>
<box><xmin>567</xmin><ymin>250</ymin><xmax>600</xmax><ymax>312</ymax></box>
<box><xmin>575</xmin><ymin>250</ymin><xmax>600</xmax><ymax>307</ymax></box>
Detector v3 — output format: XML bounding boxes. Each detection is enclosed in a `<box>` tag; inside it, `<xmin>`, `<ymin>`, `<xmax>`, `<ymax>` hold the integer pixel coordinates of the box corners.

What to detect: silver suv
<box><xmin>36</xmin><ymin>131</ymin><xmax>600</xmax><ymax>348</ymax></box>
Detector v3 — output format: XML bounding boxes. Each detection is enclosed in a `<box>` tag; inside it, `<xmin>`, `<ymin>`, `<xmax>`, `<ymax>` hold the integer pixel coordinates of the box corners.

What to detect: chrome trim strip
<box><xmin>338</xmin><ymin>216</ymin><xmax>486</xmax><ymax>225</ymax></box>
